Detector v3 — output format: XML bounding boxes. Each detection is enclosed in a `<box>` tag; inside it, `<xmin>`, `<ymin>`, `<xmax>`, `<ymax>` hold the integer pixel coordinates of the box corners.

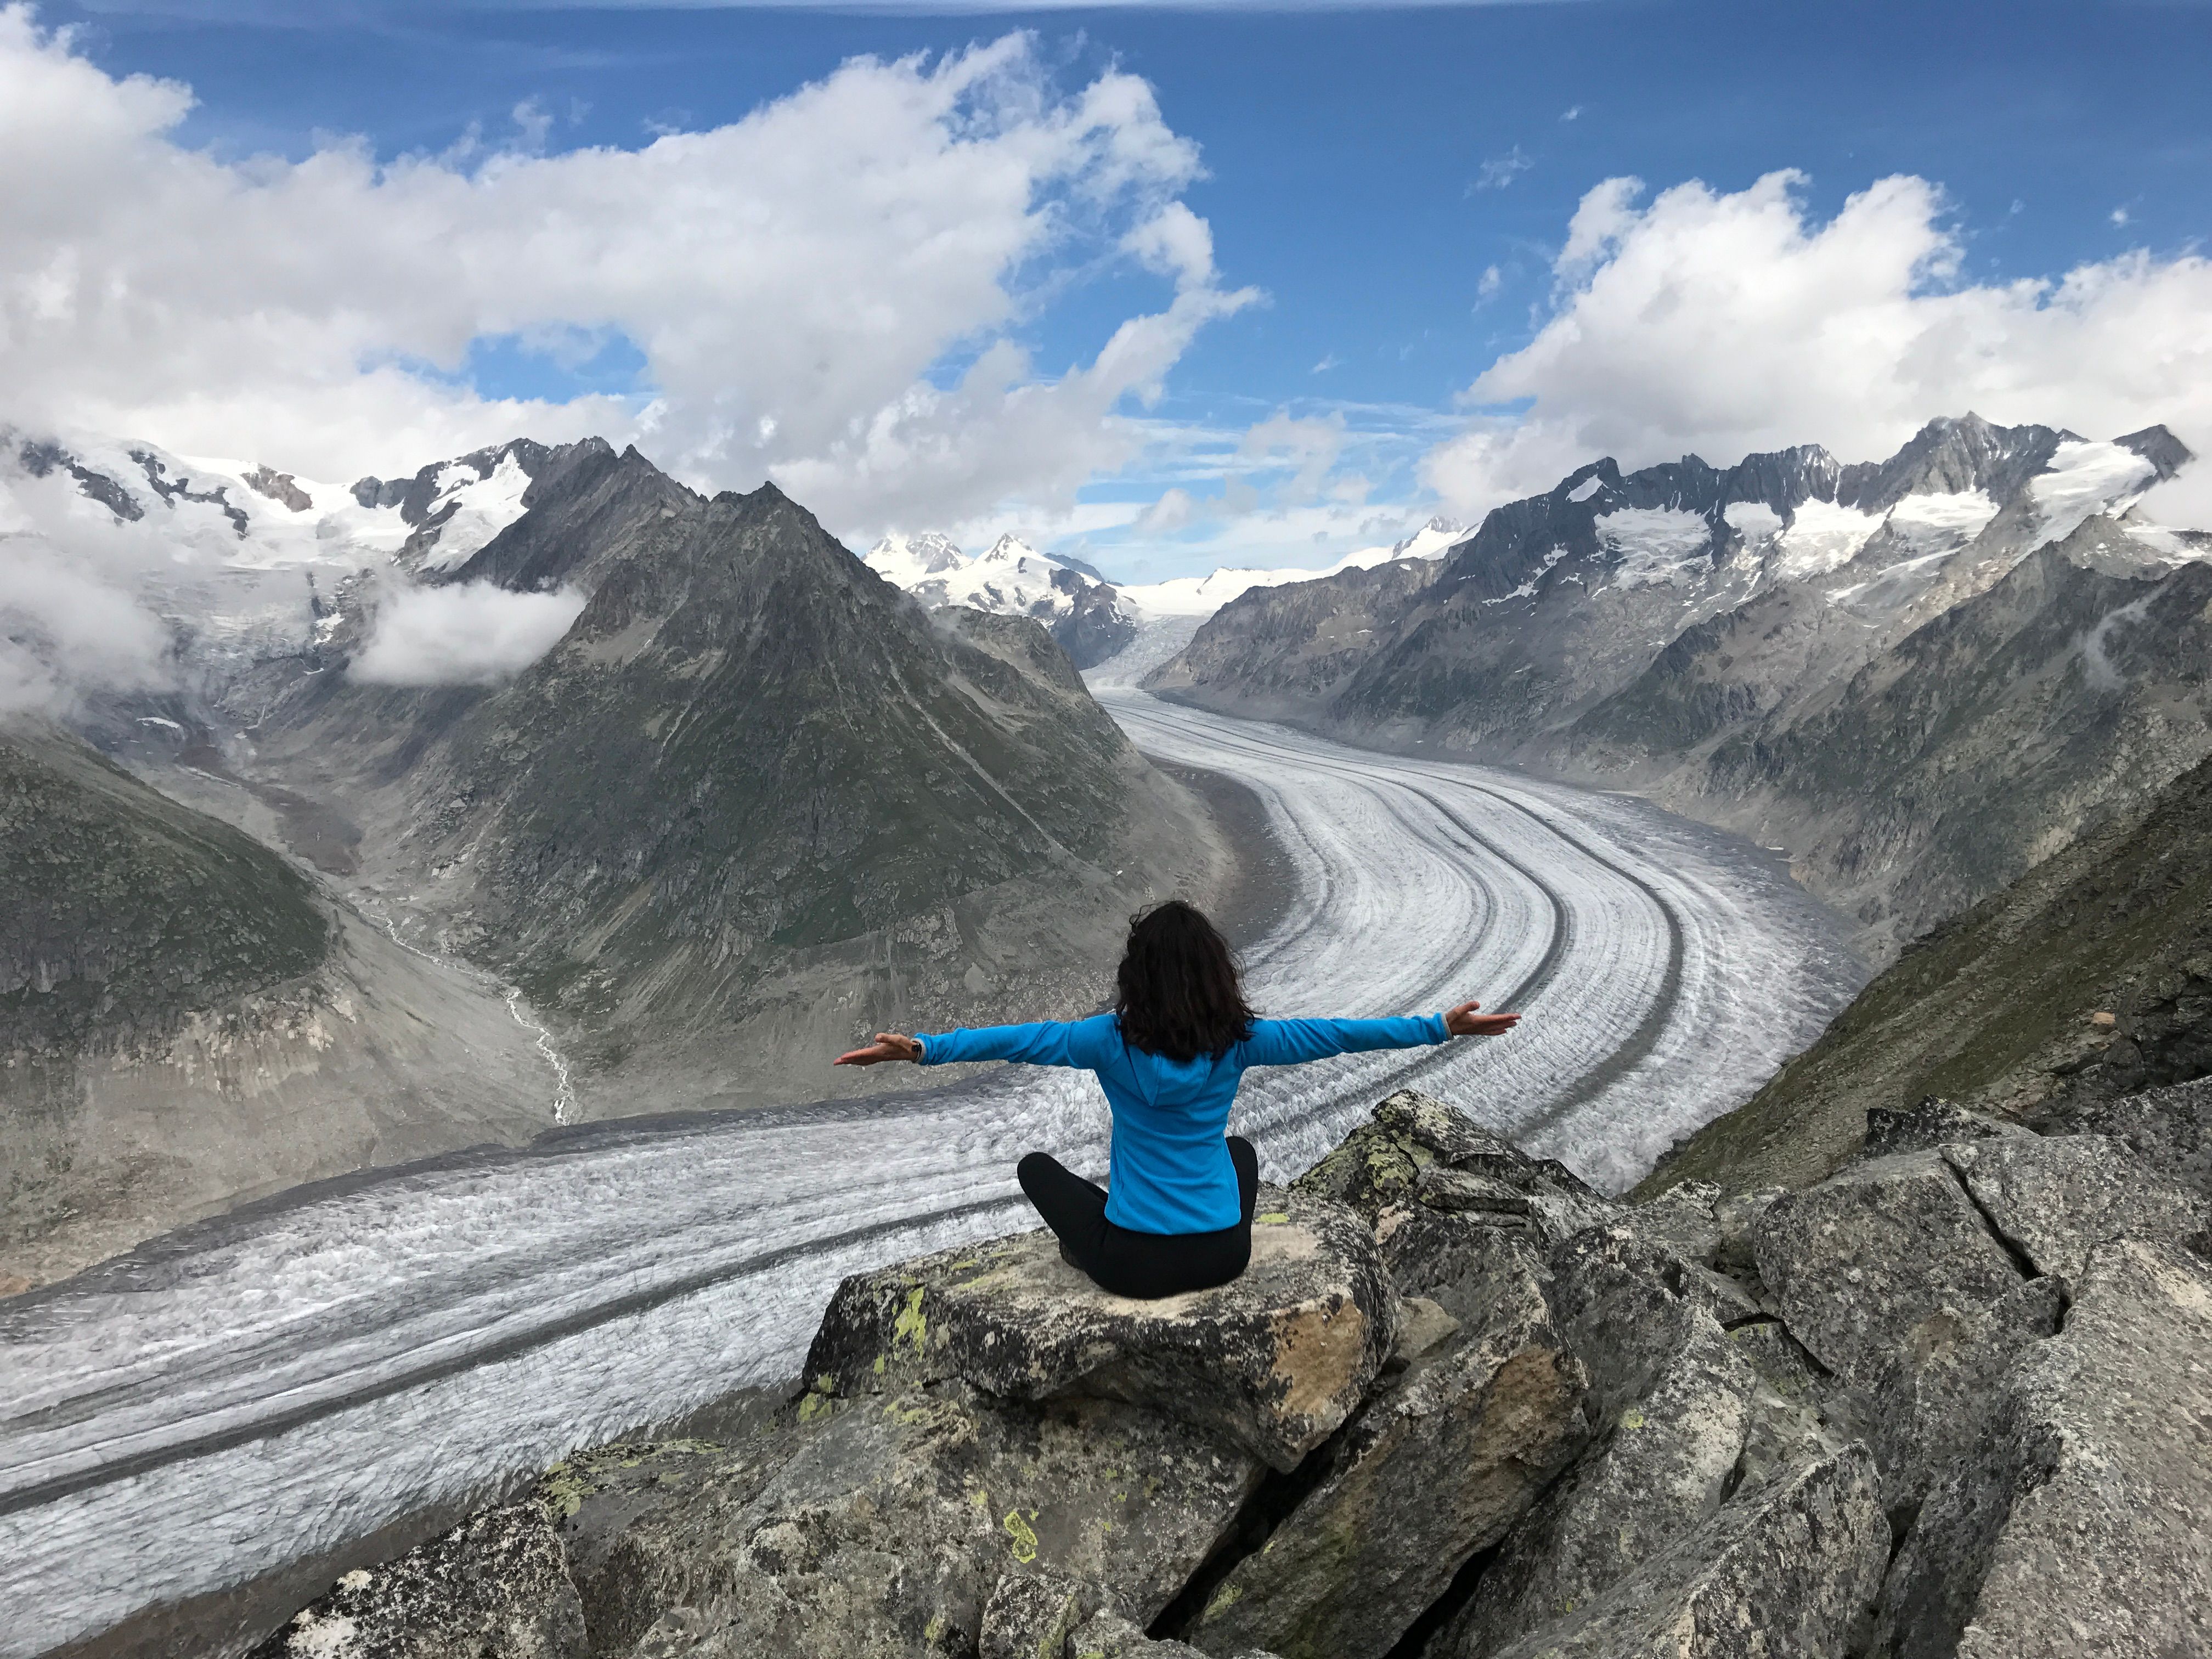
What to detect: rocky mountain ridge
<box><xmin>860</xmin><ymin>518</ymin><xmax>1471</xmax><ymax>669</ymax></box>
<box><xmin>252</xmin><ymin>1084</ymin><xmax>2212</xmax><ymax>1659</ymax></box>
<box><xmin>83</xmin><ymin>436</ymin><xmax>1239</xmax><ymax>1115</ymax></box>
<box><xmin>1149</xmin><ymin>415</ymin><xmax>2207</xmax><ymax>958</ymax></box>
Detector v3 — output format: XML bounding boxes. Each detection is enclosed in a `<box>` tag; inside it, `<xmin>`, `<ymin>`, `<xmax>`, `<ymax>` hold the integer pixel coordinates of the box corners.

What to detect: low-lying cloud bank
<box><xmin>1424</xmin><ymin>171</ymin><xmax>2212</xmax><ymax>523</ymax></box>
<box><xmin>0</xmin><ymin>464</ymin><xmax>179</xmax><ymax>716</ymax></box>
<box><xmin>352</xmin><ymin>583</ymin><xmax>588</xmax><ymax>688</ymax></box>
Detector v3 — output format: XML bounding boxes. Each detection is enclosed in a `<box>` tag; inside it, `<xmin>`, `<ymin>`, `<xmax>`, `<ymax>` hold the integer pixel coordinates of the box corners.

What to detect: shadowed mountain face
<box><xmin>1</xmin><ymin>724</ymin><xmax>329</xmax><ymax>1060</ymax></box>
<box><xmin>1150</xmin><ymin>414</ymin><xmax>2205</xmax><ymax>958</ymax></box>
<box><xmin>1642</xmin><ymin>747</ymin><xmax>2212</xmax><ymax>1197</ymax></box>
<box><xmin>1</xmin><ymin>726</ymin><xmax>560</xmax><ymax>1288</ymax></box>
<box><xmin>232</xmin><ymin>441</ymin><xmax>1228</xmax><ymax>1105</ymax></box>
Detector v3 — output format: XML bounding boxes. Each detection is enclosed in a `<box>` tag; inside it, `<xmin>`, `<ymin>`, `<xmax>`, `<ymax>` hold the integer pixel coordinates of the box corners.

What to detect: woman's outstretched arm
<box><xmin>1238</xmin><ymin>1000</ymin><xmax>1520</xmax><ymax>1066</ymax></box>
<box><xmin>834</xmin><ymin>1013</ymin><xmax>1117</xmax><ymax>1069</ymax></box>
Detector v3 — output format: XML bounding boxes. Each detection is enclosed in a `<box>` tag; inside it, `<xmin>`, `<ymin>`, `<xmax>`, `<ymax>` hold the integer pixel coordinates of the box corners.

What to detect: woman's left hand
<box><xmin>1444</xmin><ymin>1000</ymin><xmax>1520</xmax><ymax>1037</ymax></box>
<box><xmin>834</xmin><ymin>1032</ymin><xmax>924</xmax><ymax>1066</ymax></box>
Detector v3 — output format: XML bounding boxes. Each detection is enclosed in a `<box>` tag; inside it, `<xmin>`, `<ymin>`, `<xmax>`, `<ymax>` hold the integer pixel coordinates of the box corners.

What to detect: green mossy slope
<box><xmin>1639</xmin><ymin>748</ymin><xmax>2212</xmax><ymax>1197</ymax></box>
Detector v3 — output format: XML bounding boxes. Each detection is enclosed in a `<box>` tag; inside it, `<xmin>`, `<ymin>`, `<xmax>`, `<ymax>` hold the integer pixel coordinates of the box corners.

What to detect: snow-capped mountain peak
<box><xmin>865</xmin><ymin>531</ymin><xmax>966</xmax><ymax>585</ymax></box>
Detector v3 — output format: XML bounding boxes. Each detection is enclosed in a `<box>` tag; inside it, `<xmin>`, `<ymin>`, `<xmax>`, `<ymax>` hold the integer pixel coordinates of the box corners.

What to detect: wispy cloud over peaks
<box><xmin>0</xmin><ymin>12</ymin><xmax>1248</xmax><ymax>538</ymax></box>
<box><xmin>1424</xmin><ymin>169</ymin><xmax>2212</xmax><ymax>518</ymax></box>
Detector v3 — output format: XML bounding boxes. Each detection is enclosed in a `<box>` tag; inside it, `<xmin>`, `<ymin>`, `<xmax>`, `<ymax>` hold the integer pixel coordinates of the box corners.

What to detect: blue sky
<box><xmin>18</xmin><ymin>1</ymin><xmax>2212</xmax><ymax>578</ymax></box>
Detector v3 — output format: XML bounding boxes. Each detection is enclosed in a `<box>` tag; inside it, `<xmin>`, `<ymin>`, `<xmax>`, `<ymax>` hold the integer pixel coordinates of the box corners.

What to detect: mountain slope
<box><xmin>1150</xmin><ymin>415</ymin><xmax>2203</xmax><ymax>959</ymax></box>
<box><xmin>224</xmin><ymin>444</ymin><xmax>1234</xmax><ymax>1110</ymax></box>
<box><xmin>1</xmin><ymin>724</ymin><xmax>559</xmax><ymax>1288</ymax></box>
<box><xmin>1638</xmin><ymin>746</ymin><xmax>2212</xmax><ymax>1197</ymax></box>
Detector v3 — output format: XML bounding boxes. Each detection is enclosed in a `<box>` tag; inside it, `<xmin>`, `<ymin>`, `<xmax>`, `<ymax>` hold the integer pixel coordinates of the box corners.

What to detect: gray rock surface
<box><xmin>2078</xmin><ymin>1075</ymin><xmax>2212</xmax><ymax>1197</ymax></box>
<box><xmin>610</xmin><ymin>1383</ymin><xmax>1259</xmax><ymax>1659</ymax></box>
<box><xmin>1752</xmin><ymin>1150</ymin><xmax>2028</xmax><ymax>1385</ymax></box>
<box><xmin>1861</xmin><ymin>1097</ymin><xmax>2031</xmax><ymax>1160</ymax></box>
<box><xmin>981</xmin><ymin>1571</ymin><xmax>1086</xmax><ymax>1659</ymax></box>
<box><xmin>1943</xmin><ymin>1132</ymin><xmax>2207</xmax><ymax>1279</ymax></box>
<box><xmin>253</xmin><ymin>1079</ymin><xmax>2212</xmax><ymax>1659</ymax></box>
<box><xmin>249</xmin><ymin>1503</ymin><xmax>587</xmax><ymax>1659</ymax></box>
<box><xmin>1858</xmin><ymin>1277</ymin><xmax>2066</xmax><ymax>1511</ymax></box>
<box><xmin>541</xmin><ymin>1437</ymin><xmax>795</xmax><ymax>1656</ymax></box>
<box><xmin>1066</xmin><ymin>1609</ymin><xmax>1283</xmax><ymax>1658</ymax></box>
<box><xmin>805</xmin><ymin>1190</ymin><xmax>1397</xmax><ymax>1471</ymax></box>
<box><xmin>1547</xmin><ymin>1227</ymin><xmax>1757</xmax><ymax>1415</ymax></box>
<box><xmin>1876</xmin><ymin>1239</ymin><xmax>2212</xmax><ymax>1658</ymax></box>
<box><xmin>1296</xmin><ymin>1089</ymin><xmax>1615</xmax><ymax>1248</ymax></box>
<box><xmin>1480</xmin><ymin>1443</ymin><xmax>1888</xmax><ymax>1659</ymax></box>
<box><xmin>1435</xmin><ymin>1320</ymin><xmax>1759</xmax><ymax>1657</ymax></box>
<box><xmin>1186</xmin><ymin>1232</ymin><xmax>1587</xmax><ymax>1659</ymax></box>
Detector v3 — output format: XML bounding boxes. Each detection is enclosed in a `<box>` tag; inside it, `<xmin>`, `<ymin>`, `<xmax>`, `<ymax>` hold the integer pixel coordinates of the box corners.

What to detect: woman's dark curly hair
<box><xmin>1114</xmin><ymin>899</ymin><xmax>1256</xmax><ymax>1063</ymax></box>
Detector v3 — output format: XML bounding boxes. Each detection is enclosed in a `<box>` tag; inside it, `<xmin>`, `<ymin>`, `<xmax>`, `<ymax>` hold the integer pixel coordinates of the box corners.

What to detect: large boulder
<box><xmin>1751</xmin><ymin>1150</ymin><xmax>2030</xmax><ymax>1386</ymax></box>
<box><xmin>1183</xmin><ymin>1231</ymin><xmax>1588</xmax><ymax>1659</ymax></box>
<box><xmin>1432</xmin><ymin>1319</ymin><xmax>1762</xmax><ymax>1657</ymax></box>
<box><xmin>267</xmin><ymin>1376</ymin><xmax>1263</xmax><ymax>1659</ymax></box>
<box><xmin>1547</xmin><ymin>1227</ymin><xmax>1760</xmax><ymax>1415</ymax></box>
<box><xmin>614</xmin><ymin>1383</ymin><xmax>1260</xmax><ymax>1658</ymax></box>
<box><xmin>1860</xmin><ymin>1097</ymin><xmax>2031</xmax><ymax>1161</ymax></box>
<box><xmin>805</xmin><ymin>1189</ymin><xmax>1397</xmax><ymax>1472</ymax></box>
<box><xmin>1943</xmin><ymin>1132</ymin><xmax>2207</xmax><ymax>1279</ymax></box>
<box><xmin>541</xmin><ymin>1436</ymin><xmax>795</xmax><ymax>1655</ymax></box>
<box><xmin>1065</xmin><ymin>1609</ymin><xmax>1282</xmax><ymax>1658</ymax></box>
<box><xmin>1478</xmin><ymin>1443</ymin><xmax>1888</xmax><ymax>1659</ymax></box>
<box><xmin>1875</xmin><ymin>1239</ymin><xmax>2212</xmax><ymax>1658</ymax></box>
<box><xmin>1296</xmin><ymin>1090</ymin><xmax>1613</xmax><ymax>1245</ymax></box>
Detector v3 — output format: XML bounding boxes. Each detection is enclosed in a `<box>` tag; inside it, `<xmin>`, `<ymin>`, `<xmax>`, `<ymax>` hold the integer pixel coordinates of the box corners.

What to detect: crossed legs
<box><xmin>1017</xmin><ymin>1137</ymin><xmax>1259</xmax><ymax>1299</ymax></box>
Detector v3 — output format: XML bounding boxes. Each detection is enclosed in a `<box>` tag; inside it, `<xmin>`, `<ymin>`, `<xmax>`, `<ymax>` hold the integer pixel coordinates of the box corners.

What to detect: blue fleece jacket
<box><xmin>917</xmin><ymin>1012</ymin><xmax>1449</xmax><ymax>1234</ymax></box>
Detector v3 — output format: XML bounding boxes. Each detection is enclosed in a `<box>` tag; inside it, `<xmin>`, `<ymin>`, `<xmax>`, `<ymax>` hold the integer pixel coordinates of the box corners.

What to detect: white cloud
<box><xmin>2110</xmin><ymin>206</ymin><xmax>2130</xmax><ymax>227</ymax></box>
<box><xmin>1136</xmin><ymin>486</ymin><xmax>1198</xmax><ymax>533</ymax></box>
<box><xmin>1425</xmin><ymin>170</ymin><xmax>2212</xmax><ymax>519</ymax></box>
<box><xmin>1476</xmin><ymin>264</ymin><xmax>1503</xmax><ymax>303</ymax></box>
<box><xmin>1560</xmin><ymin>104</ymin><xmax>1583</xmax><ymax>122</ymax></box>
<box><xmin>0</xmin><ymin>11</ymin><xmax>1251</xmax><ymax>540</ymax></box>
<box><xmin>352</xmin><ymin>582</ymin><xmax>589</xmax><ymax>687</ymax></box>
<box><xmin>0</xmin><ymin>464</ymin><xmax>189</xmax><ymax>715</ymax></box>
<box><xmin>1472</xmin><ymin>146</ymin><xmax>1532</xmax><ymax>191</ymax></box>
<box><xmin>1239</xmin><ymin>410</ymin><xmax>1345</xmax><ymax>500</ymax></box>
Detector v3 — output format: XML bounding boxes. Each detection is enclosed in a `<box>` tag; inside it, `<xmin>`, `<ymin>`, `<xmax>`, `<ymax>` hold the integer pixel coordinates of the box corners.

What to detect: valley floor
<box><xmin>0</xmin><ymin>665</ymin><xmax>1866</xmax><ymax>1659</ymax></box>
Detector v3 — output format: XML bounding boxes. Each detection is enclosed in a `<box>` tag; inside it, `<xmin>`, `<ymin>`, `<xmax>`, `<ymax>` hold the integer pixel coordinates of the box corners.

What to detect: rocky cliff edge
<box><xmin>253</xmin><ymin>1085</ymin><xmax>2211</xmax><ymax>1659</ymax></box>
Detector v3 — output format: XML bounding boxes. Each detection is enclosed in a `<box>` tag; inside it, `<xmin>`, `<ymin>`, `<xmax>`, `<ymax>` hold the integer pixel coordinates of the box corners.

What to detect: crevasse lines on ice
<box><xmin>0</xmin><ymin>685</ymin><xmax>1864</xmax><ymax>1659</ymax></box>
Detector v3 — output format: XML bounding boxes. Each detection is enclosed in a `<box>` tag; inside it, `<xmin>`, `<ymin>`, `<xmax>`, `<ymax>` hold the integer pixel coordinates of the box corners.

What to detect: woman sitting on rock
<box><xmin>833</xmin><ymin>899</ymin><xmax>1519</xmax><ymax>1300</ymax></box>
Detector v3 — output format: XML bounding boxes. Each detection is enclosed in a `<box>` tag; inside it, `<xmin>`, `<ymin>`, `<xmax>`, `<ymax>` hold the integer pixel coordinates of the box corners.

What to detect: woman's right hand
<box><xmin>1444</xmin><ymin>1000</ymin><xmax>1520</xmax><ymax>1037</ymax></box>
<box><xmin>834</xmin><ymin>1032</ymin><xmax>924</xmax><ymax>1066</ymax></box>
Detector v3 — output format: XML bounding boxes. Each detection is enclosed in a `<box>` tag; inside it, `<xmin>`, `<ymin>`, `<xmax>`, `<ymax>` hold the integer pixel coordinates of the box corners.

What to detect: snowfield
<box><xmin>0</xmin><ymin>650</ymin><xmax>1864</xmax><ymax>1657</ymax></box>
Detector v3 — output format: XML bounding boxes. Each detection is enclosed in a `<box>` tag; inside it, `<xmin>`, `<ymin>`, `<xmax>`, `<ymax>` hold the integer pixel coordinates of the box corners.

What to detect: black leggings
<box><xmin>1017</xmin><ymin>1138</ymin><xmax>1259</xmax><ymax>1300</ymax></box>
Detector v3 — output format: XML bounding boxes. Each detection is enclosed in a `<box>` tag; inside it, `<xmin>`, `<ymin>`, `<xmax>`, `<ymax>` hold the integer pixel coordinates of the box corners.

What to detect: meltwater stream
<box><xmin>0</xmin><ymin>672</ymin><xmax>1865</xmax><ymax>1657</ymax></box>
